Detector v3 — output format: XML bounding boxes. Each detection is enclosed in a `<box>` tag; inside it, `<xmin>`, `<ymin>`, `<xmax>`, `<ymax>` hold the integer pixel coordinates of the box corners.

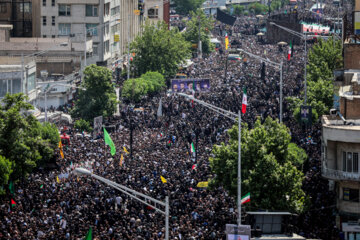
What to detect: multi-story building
<box><xmin>0</xmin><ymin>0</ymin><xmax>41</xmax><ymax>37</ymax></box>
<box><xmin>143</xmin><ymin>0</ymin><xmax>170</xmax><ymax>25</ymax></box>
<box><xmin>40</xmin><ymin>0</ymin><xmax>141</xmax><ymax>67</ymax></box>
<box><xmin>321</xmin><ymin>2</ymin><xmax>360</xmax><ymax>239</ymax></box>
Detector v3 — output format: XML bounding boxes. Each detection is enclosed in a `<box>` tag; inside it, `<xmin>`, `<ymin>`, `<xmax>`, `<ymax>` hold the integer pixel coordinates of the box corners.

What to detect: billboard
<box><xmin>300</xmin><ymin>106</ymin><xmax>312</xmax><ymax>125</ymax></box>
<box><xmin>171</xmin><ymin>79</ymin><xmax>210</xmax><ymax>92</ymax></box>
<box><xmin>355</xmin><ymin>12</ymin><xmax>360</xmax><ymax>35</ymax></box>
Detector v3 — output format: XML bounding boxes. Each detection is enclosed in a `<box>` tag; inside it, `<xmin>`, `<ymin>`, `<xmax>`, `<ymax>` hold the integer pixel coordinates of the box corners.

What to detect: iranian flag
<box><xmin>241</xmin><ymin>193</ymin><xmax>250</xmax><ymax>204</ymax></box>
<box><xmin>287</xmin><ymin>41</ymin><xmax>292</xmax><ymax>61</ymax></box>
<box><xmin>241</xmin><ymin>88</ymin><xmax>247</xmax><ymax>114</ymax></box>
<box><xmin>190</xmin><ymin>142</ymin><xmax>195</xmax><ymax>154</ymax></box>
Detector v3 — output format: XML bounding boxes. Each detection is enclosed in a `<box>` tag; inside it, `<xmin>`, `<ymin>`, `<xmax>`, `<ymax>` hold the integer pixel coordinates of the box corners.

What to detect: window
<box><xmin>58</xmin><ymin>23</ymin><xmax>71</xmax><ymax>36</ymax></box>
<box><xmin>52</xmin><ymin>0</ymin><xmax>55</xmax><ymax>6</ymax></box>
<box><xmin>104</xmin><ymin>40</ymin><xmax>109</xmax><ymax>53</ymax></box>
<box><xmin>27</xmin><ymin>73</ymin><xmax>35</xmax><ymax>92</ymax></box>
<box><xmin>52</xmin><ymin>16</ymin><xmax>55</xmax><ymax>26</ymax></box>
<box><xmin>86</xmin><ymin>5</ymin><xmax>98</xmax><ymax>17</ymax></box>
<box><xmin>111</xmin><ymin>6</ymin><xmax>119</xmax><ymax>16</ymax></box>
<box><xmin>343</xmin><ymin>151</ymin><xmax>359</xmax><ymax>173</ymax></box>
<box><xmin>343</xmin><ymin>188</ymin><xmax>359</xmax><ymax>202</ymax></box>
<box><xmin>42</xmin><ymin>16</ymin><xmax>47</xmax><ymax>26</ymax></box>
<box><xmin>43</xmin><ymin>35</ymin><xmax>47</xmax><ymax>38</ymax></box>
<box><xmin>0</xmin><ymin>3</ymin><xmax>7</xmax><ymax>13</ymax></box>
<box><xmin>52</xmin><ymin>35</ymin><xmax>55</xmax><ymax>38</ymax></box>
<box><xmin>59</xmin><ymin>4</ymin><xmax>70</xmax><ymax>16</ymax></box>
<box><xmin>104</xmin><ymin>3</ymin><xmax>110</xmax><ymax>16</ymax></box>
<box><xmin>43</xmin><ymin>0</ymin><xmax>46</xmax><ymax>7</ymax></box>
<box><xmin>148</xmin><ymin>8</ymin><xmax>158</xmax><ymax>18</ymax></box>
<box><xmin>105</xmin><ymin>24</ymin><xmax>109</xmax><ymax>36</ymax></box>
<box><xmin>93</xmin><ymin>43</ymin><xmax>98</xmax><ymax>55</ymax></box>
<box><xmin>86</xmin><ymin>23</ymin><xmax>98</xmax><ymax>36</ymax></box>
<box><xmin>19</xmin><ymin>3</ymin><xmax>31</xmax><ymax>13</ymax></box>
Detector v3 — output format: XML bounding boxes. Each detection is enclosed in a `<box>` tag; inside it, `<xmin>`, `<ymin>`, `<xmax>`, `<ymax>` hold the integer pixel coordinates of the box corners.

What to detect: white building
<box><xmin>0</xmin><ymin>56</ymin><xmax>37</xmax><ymax>103</ymax></box>
<box><xmin>40</xmin><ymin>0</ymin><xmax>141</xmax><ymax>67</ymax></box>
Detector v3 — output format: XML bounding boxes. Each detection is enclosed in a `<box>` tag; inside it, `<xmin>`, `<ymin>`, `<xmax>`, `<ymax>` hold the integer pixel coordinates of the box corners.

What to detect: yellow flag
<box><xmin>58</xmin><ymin>141</ymin><xmax>64</xmax><ymax>159</ymax></box>
<box><xmin>57</xmin><ymin>176</ymin><xmax>60</xmax><ymax>183</ymax></box>
<box><xmin>123</xmin><ymin>146</ymin><xmax>129</xmax><ymax>154</ymax></box>
<box><xmin>120</xmin><ymin>154</ymin><xmax>124</xmax><ymax>166</ymax></box>
<box><xmin>196</xmin><ymin>181</ymin><xmax>208</xmax><ymax>188</ymax></box>
<box><xmin>160</xmin><ymin>176</ymin><xmax>167</xmax><ymax>183</ymax></box>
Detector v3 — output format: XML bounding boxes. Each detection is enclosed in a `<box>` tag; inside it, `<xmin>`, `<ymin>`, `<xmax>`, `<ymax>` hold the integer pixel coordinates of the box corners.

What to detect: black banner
<box><xmin>216</xmin><ymin>8</ymin><xmax>237</xmax><ymax>26</ymax></box>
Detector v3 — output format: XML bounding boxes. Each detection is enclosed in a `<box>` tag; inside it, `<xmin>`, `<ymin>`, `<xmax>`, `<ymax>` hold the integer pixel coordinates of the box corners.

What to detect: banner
<box><xmin>93</xmin><ymin>116</ymin><xmax>103</xmax><ymax>138</ymax></box>
<box><xmin>300</xmin><ymin>106</ymin><xmax>312</xmax><ymax>125</ymax></box>
<box><xmin>171</xmin><ymin>79</ymin><xmax>210</xmax><ymax>92</ymax></box>
<box><xmin>216</xmin><ymin>9</ymin><xmax>237</xmax><ymax>26</ymax></box>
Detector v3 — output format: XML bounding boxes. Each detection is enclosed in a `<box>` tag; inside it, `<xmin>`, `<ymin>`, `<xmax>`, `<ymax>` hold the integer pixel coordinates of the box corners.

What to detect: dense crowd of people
<box><xmin>0</xmin><ymin>4</ymin><xmax>345</xmax><ymax>240</ymax></box>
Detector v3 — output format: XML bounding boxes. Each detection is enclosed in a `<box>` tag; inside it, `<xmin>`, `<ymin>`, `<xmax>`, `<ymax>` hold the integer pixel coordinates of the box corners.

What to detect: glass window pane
<box><xmin>12</xmin><ymin>79</ymin><xmax>21</xmax><ymax>94</ymax></box>
<box><xmin>343</xmin><ymin>152</ymin><xmax>347</xmax><ymax>171</ymax></box>
<box><xmin>353</xmin><ymin>153</ymin><xmax>358</xmax><ymax>173</ymax></box>
<box><xmin>0</xmin><ymin>79</ymin><xmax>7</xmax><ymax>97</ymax></box>
<box><xmin>28</xmin><ymin>73</ymin><xmax>35</xmax><ymax>91</ymax></box>
<box><xmin>86</xmin><ymin>5</ymin><xmax>92</xmax><ymax>16</ymax></box>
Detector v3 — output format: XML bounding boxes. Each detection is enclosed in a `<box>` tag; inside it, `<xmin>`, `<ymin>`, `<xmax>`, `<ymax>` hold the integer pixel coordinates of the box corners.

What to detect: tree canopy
<box><xmin>183</xmin><ymin>9</ymin><xmax>215</xmax><ymax>54</ymax></box>
<box><xmin>173</xmin><ymin>0</ymin><xmax>205</xmax><ymax>15</ymax></box>
<box><xmin>210</xmin><ymin>117</ymin><xmax>307</xmax><ymax>213</ymax></box>
<box><xmin>122</xmin><ymin>71</ymin><xmax>166</xmax><ymax>102</ymax></box>
<box><xmin>287</xmin><ymin>37</ymin><xmax>342</xmax><ymax>122</ymax></box>
<box><xmin>130</xmin><ymin>21</ymin><xmax>191</xmax><ymax>79</ymax></box>
<box><xmin>0</xmin><ymin>93</ymin><xmax>59</xmax><ymax>185</ymax></box>
<box><xmin>71</xmin><ymin>64</ymin><xmax>117</xmax><ymax>122</ymax></box>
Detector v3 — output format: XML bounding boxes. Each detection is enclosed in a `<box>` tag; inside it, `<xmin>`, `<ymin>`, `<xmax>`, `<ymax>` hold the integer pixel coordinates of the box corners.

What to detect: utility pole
<box><xmin>197</xmin><ymin>16</ymin><xmax>202</xmax><ymax>59</ymax></box>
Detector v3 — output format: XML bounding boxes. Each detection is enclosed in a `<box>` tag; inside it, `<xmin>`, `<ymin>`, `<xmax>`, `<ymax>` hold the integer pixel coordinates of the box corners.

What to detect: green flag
<box><xmin>103</xmin><ymin>128</ymin><xmax>116</xmax><ymax>156</ymax></box>
<box><xmin>84</xmin><ymin>227</ymin><xmax>92</xmax><ymax>240</ymax></box>
<box><xmin>9</xmin><ymin>181</ymin><xmax>14</xmax><ymax>194</ymax></box>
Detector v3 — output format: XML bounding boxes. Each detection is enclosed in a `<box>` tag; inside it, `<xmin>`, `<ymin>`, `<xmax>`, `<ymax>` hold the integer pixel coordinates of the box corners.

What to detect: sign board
<box><xmin>171</xmin><ymin>78</ymin><xmax>210</xmax><ymax>92</ymax></box>
<box><xmin>114</xmin><ymin>34</ymin><xmax>120</xmax><ymax>42</ymax></box>
<box><xmin>300</xmin><ymin>105</ymin><xmax>312</xmax><ymax>125</ymax></box>
<box><xmin>93</xmin><ymin>116</ymin><xmax>103</xmax><ymax>138</ymax></box>
<box><xmin>134</xmin><ymin>9</ymin><xmax>140</xmax><ymax>15</ymax></box>
<box><xmin>355</xmin><ymin>12</ymin><xmax>360</xmax><ymax>35</ymax></box>
<box><xmin>226</xmin><ymin>224</ymin><xmax>251</xmax><ymax>240</ymax></box>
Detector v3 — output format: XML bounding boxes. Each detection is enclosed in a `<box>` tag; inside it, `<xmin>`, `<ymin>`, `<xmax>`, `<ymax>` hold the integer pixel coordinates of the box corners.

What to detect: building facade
<box><xmin>40</xmin><ymin>0</ymin><xmax>141</xmax><ymax>67</ymax></box>
<box><xmin>0</xmin><ymin>56</ymin><xmax>37</xmax><ymax>103</ymax></box>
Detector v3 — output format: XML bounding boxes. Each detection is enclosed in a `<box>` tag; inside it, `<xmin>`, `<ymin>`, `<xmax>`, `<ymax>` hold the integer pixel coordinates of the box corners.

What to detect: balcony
<box><xmin>322</xmin><ymin>164</ymin><xmax>360</xmax><ymax>181</ymax></box>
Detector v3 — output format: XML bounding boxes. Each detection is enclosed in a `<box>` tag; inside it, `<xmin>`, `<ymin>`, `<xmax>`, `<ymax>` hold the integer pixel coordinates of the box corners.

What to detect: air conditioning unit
<box><xmin>330</xmin><ymin>108</ymin><xmax>337</xmax><ymax>116</ymax></box>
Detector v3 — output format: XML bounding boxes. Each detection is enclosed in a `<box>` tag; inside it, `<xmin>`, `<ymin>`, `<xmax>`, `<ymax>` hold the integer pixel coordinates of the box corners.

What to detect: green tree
<box><xmin>0</xmin><ymin>156</ymin><xmax>13</xmax><ymax>195</ymax></box>
<box><xmin>74</xmin><ymin>119</ymin><xmax>93</xmax><ymax>132</ymax></box>
<box><xmin>140</xmin><ymin>71</ymin><xmax>166</xmax><ymax>93</ymax></box>
<box><xmin>0</xmin><ymin>93</ymin><xmax>59</xmax><ymax>181</ymax></box>
<box><xmin>233</xmin><ymin>5</ymin><xmax>245</xmax><ymax>15</ymax></box>
<box><xmin>131</xmin><ymin>21</ymin><xmax>191</xmax><ymax>79</ymax></box>
<box><xmin>287</xmin><ymin>37</ymin><xmax>342</xmax><ymax>121</ymax></box>
<box><xmin>173</xmin><ymin>0</ymin><xmax>205</xmax><ymax>15</ymax></box>
<box><xmin>122</xmin><ymin>78</ymin><xmax>150</xmax><ymax>102</ymax></box>
<box><xmin>210</xmin><ymin>117</ymin><xmax>307</xmax><ymax>213</ymax></box>
<box><xmin>248</xmin><ymin>3</ymin><xmax>268</xmax><ymax>14</ymax></box>
<box><xmin>71</xmin><ymin>64</ymin><xmax>117</xmax><ymax>122</ymax></box>
<box><xmin>183</xmin><ymin>9</ymin><xmax>214</xmax><ymax>54</ymax></box>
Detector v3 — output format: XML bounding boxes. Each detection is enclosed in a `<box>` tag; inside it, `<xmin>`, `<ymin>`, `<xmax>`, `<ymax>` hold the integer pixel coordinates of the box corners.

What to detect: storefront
<box><xmin>342</xmin><ymin>222</ymin><xmax>360</xmax><ymax>240</ymax></box>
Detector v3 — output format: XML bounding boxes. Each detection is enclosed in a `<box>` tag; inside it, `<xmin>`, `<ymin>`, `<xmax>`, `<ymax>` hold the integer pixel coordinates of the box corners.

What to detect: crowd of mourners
<box><xmin>0</xmin><ymin>3</ymin><xmax>346</xmax><ymax>240</ymax></box>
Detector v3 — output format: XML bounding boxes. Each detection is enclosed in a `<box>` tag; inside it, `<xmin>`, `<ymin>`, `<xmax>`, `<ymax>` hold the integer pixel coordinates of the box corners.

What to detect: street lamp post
<box><xmin>177</xmin><ymin>93</ymin><xmax>243</xmax><ymax>226</ymax></box>
<box><xmin>237</xmin><ymin>48</ymin><xmax>284</xmax><ymax>123</ymax></box>
<box><xmin>74</xmin><ymin>168</ymin><xmax>170</xmax><ymax>239</ymax></box>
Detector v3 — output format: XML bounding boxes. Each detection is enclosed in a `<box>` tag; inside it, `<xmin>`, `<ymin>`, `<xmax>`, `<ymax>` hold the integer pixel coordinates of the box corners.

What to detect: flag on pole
<box><xmin>57</xmin><ymin>176</ymin><xmax>60</xmax><ymax>183</ymax></box>
<box><xmin>84</xmin><ymin>227</ymin><xmax>92</xmax><ymax>240</ymax></box>
<box><xmin>225</xmin><ymin>32</ymin><xmax>229</xmax><ymax>50</ymax></box>
<box><xmin>241</xmin><ymin>192</ymin><xmax>251</xmax><ymax>204</ymax></box>
<box><xmin>104</xmin><ymin>128</ymin><xmax>116</xmax><ymax>156</ymax></box>
<box><xmin>192</xmin><ymin>164</ymin><xmax>197</xmax><ymax>170</ymax></box>
<box><xmin>58</xmin><ymin>141</ymin><xmax>64</xmax><ymax>159</ymax></box>
<box><xmin>241</xmin><ymin>88</ymin><xmax>247</xmax><ymax>114</ymax></box>
<box><xmin>40</xmin><ymin>184</ymin><xmax>44</xmax><ymax>189</ymax></box>
<box><xmin>157</xmin><ymin>98</ymin><xmax>162</xmax><ymax>117</ymax></box>
<box><xmin>190</xmin><ymin>142</ymin><xmax>196</xmax><ymax>154</ymax></box>
<box><xmin>160</xmin><ymin>176</ymin><xmax>167</xmax><ymax>183</ymax></box>
<box><xmin>120</xmin><ymin>154</ymin><xmax>124</xmax><ymax>167</ymax></box>
<box><xmin>287</xmin><ymin>41</ymin><xmax>292</xmax><ymax>61</ymax></box>
<box><xmin>9</xmin><ymin>181</ymin><xmax>14</xmax><ymax>194</ymax></box>
<box><xmin>11</xmin><ymin>199</ymin><xmax>16</xmax><ymax>207</ymax></box>
<box><xmin>123</xmin><ymin>146</ymin><xmax>129</xmax><ymax>154</ymax></box>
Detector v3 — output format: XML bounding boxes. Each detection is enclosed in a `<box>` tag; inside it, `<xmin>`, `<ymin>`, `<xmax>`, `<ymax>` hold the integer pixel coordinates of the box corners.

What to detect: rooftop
<box><xmin>322</xmin><ymin>115</ymin><xmax>360</xmax><ymax>130</ymax></box>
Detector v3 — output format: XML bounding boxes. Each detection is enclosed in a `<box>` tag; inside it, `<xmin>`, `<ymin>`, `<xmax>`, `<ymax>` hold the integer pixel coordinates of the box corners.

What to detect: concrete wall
<box><xmin>266</xmin><ymin>14</ymin><xmax>302</xmax><ymax>45</ymax></box>
<box><xmin>344</xmin><ymin>44</ymin><xmax>360</xmax><ymax>70</ymax></box>
<box><xmin>323</xmin><ymin>125</ymin><xmax>360</xmax><ymax>144</ymax></box>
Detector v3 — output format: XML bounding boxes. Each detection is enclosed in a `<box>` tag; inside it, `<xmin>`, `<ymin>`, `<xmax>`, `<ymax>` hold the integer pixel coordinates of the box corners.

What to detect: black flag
<box><xmin>216</xmin><ymin>8</ymin><xmax>236</xmax><ymax>26</ymax></box>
